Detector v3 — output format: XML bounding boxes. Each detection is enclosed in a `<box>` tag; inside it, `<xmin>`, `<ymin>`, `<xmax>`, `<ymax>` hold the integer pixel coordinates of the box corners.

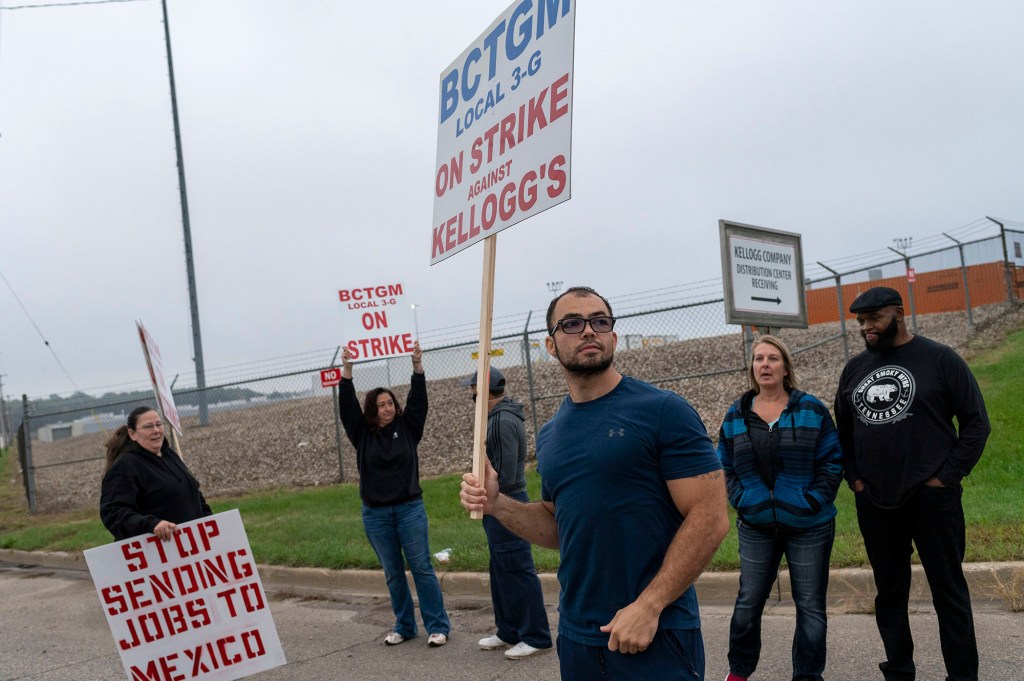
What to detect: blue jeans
<box><xmin>361</xmin><ymin>498</ymin><xmax>450</xmax><ymax>638</ymax></box>
<box><xmin>483</xmin><ymin>491</ymin><xmax>552</xmax><ymax>649</ymax></box>
<box><xmin>728</xmin><ymin>519</ymin><xmax>834</xmax><ymax>681</ymax></box>
<box><xmin>557</xmin><ymin>629</ymin><xmax>704</xmax><ymax>680</ymax></box>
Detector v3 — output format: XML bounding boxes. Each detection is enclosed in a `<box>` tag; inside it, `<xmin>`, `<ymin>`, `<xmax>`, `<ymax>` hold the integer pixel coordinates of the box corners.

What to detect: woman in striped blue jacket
<box><xmin>718</xmin><ymin>335</ymin><xmax>843</xmax><ymax>681</ymax></box>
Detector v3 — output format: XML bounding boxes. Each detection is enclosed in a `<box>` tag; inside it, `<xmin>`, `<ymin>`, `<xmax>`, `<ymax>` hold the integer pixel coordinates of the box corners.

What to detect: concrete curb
<box><xmin>1</xmin><ymin>549</ymin><xmax>1020</xmax><ymax>608</ymax></box>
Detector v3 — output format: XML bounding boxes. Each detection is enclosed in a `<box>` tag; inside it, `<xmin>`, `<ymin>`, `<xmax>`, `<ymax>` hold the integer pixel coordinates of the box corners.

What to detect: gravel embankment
<box><xmin>19</xmin><ymin>304</ymin><xmax>1023</xmax><ymax>514</ymax></box>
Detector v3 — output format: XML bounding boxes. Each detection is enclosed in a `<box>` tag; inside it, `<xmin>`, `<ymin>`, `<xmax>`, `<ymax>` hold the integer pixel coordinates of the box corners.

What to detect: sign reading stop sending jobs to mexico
<box><xmin>84</xmin><ymin>510</ymin><xmax>285</xmax><ymax>681</ymax></box>
<box><xmin>338</xmin><ymin>283</ymin><xmax>416</xmax><ymax>360</ymax></box>
<box><xmin>431</xmin><ymin>0</ymin><xmax>576</xmax><ymax>265</ymax></box>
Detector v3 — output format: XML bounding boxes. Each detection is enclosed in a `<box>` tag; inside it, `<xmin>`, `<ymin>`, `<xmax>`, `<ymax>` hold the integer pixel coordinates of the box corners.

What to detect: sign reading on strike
<box><xmin>84</xmin><ymin>509</ymin><xmax>285</xmax><ymax>681</ymax></box>
<box><xmin>137</xmin><ymin>321</ymin><xmax>183</xmax><ymax>435</ymax></box>
<box><xmin>338</xmin><ymin>283</ymin><xmax>416</xmax><ymax>360</ymax></box>
<box><xmin>431</xmin><ymin>0</ymin><xmax>576</xmax><ymax>265</ymax></box>
<box><xmin>320</xmin><ymin>368</ymin><xmax>341</xmax><ymax>387</ymax></box>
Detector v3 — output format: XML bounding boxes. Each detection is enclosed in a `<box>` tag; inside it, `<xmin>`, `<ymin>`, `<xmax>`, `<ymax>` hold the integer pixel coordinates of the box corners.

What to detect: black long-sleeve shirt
<box><xmin>339</xmin><ymin>373</ymin><xmax>427</xmax><ymax>507</ymax></box>
<box><xmin>834</xmin><ymin>335</ymin><xmax>990</xmax><ymax>508</ymax></box>
<box><xmin>100</xmin><ymin>441</ymin><xmax>212</xmax><ymax>541</ymax></box>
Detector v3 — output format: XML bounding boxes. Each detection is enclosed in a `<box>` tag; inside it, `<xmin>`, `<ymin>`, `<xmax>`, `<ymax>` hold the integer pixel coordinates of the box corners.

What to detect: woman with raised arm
<box><xmin>338</xmin><ymin>341</ymin><xmax>451</xmax><ymax>648</ymax></box>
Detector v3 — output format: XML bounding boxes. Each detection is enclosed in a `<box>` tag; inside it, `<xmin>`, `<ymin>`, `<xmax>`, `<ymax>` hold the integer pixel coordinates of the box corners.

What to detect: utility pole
<box><xmin>161</xmin><ymin>0</ymin><xmax>209</xmax><ymax>425</ymax></box>
<box><xmin>0</xmin><ymin>374</ymin><xmax>8</xmax><ymax>449</ymax></box>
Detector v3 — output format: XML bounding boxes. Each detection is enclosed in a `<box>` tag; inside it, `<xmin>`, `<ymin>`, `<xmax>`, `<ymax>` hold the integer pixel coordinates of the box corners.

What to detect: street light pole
<box><xmin>161</xmin><ymin>0</ymin><xmax>208</xmax><ymax>426</ymax></box>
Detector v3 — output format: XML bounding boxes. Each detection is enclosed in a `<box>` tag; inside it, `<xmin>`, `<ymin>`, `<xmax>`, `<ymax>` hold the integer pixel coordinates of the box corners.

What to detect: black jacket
<box><xmin>100</xmin><ymin>440</ymin><xmax>212</xmax><ymax>541</ymax></box>
<box><xmin>339</xmin><ymin>373</ymin><xmax>427</xmax><ymax>507</ymax></box>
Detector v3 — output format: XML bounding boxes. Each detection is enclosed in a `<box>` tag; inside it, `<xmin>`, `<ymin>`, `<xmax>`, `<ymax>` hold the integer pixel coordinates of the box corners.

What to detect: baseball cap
<box><xmin>460</xmin><ymin>367</ymin><xmax>506</xmax><ymax>392</ymax></box>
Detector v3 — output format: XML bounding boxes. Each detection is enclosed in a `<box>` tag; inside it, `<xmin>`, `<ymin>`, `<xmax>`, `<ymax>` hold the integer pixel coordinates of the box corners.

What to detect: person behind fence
<box><xmin>460</xmin><ymin>366</ymin><xmax>552</xmax><ymax>660</ymax></box>
<box><xmin>339</xmin><ymin>341</ymin><xmax>451</xmax><ymax>648</ymax></box>
<box><xmin>834</xmin><ymin>286</ymin><xmax>990</xmax><ymax>681</ymax></box>
<box><xmin>718</xmin><ymin>335</ymin><xmax>843</xmax><ymax>681</ymax></box>
<box><xmin>100</xmin><ymin>406</ymin><xmax>212</xmax><ymax>542</ymax></box>
<box><xmin>460</xmin><ymin>285</ymin><xmax>729</xmax><ymax>681</ymax></box>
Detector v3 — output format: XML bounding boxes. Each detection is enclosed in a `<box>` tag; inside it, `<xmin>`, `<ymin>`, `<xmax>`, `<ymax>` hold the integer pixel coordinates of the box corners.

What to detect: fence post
<box><xmin>987</xmin><ymin>217</ymin><xmax>1015</xmax><ymax>305</ymax></box>
<box><xmin>817</xmin><ymin>262</ymin><xmax>849</xmax><ymax>362</ymax></box>
<box><xmin>888</xmin><ymin>247</ymin><xmax>918</xmax><ymax>333</ymax></box>
<box><xmin>326</xmin><ymin>346</ymin><xmax>345</xmax><ymax>482</ymax></box>
<box><xmin>332</xmin><ymin>385</ymin><xmax>345</xmax><ymax>482</ymax></box>
<box><xmin>943</xmin><ymin>233</ymin><xmax>974</xmax><ymax>330</ymax></box>
<box><xmin>20</xmin><ymin>395</ymin><xmax>37</xmax><ymax>513</ymax></box>
<box><xmin>522</xmin><ymin>311</ymin><xmax>540</xmax><ymax>446</ymax></box>
<box><xmin>742</xmin><ymin>325</ymin><xmax>754</xmax><ymax>368</ymax></box>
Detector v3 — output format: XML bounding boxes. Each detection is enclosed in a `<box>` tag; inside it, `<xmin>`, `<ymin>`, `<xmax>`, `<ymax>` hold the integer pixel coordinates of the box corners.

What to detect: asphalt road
<box><xmin>1</xmin><ymin>565</ymin><xmax>1021</xmax><ymax>680</ymax></box>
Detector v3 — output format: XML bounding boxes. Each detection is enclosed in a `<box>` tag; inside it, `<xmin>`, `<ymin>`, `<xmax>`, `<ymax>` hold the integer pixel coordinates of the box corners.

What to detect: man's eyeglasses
<box><xmin>549</xmin><ymin>316</ymin><xmax>616</xmax><ymax>335</ymax></box>
<box><xmin>135</xmin><ymin>421</ymin><xmax>164</xmax><ymax>432</ymax></box>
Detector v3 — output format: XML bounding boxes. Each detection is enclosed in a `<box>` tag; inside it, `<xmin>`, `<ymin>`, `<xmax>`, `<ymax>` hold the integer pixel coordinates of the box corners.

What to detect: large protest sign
<box><xmin>338</xmin><ymin>282</ymin><xmax>416</xmax><ymax>360</ymax></box>
<box><xmin>84</xmin><ymin>510</ymin><xmax>285</xmax><ymax>681</ymax></box>
<box><xmin>137</xmin><ymin>321</ymin><xmax>183</xmax><ymax>435</ymax></box>
<box><xmin>432</xmin><ymin>0</ymin><xmax>576</xmax><ymax>518</ymax></box>
<box><xmin>431</xmin><ymin>0</ymin><xmax>576</xmax><ymax>265</ymax></box>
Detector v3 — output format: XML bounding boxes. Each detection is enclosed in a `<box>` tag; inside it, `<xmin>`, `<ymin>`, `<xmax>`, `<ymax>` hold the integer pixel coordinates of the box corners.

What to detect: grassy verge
<box><xmin>2</xmin><ymin>328</ymin><xmax>1022</xmax><ymax>571</ymax></box>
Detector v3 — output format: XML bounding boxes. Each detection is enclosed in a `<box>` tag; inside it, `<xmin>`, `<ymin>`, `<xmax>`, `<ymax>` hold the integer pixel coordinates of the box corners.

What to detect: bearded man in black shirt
<box><xmin>834</xmin><ymin>286</ymin><xmax>990</xmax><ymax>681</ymax></box>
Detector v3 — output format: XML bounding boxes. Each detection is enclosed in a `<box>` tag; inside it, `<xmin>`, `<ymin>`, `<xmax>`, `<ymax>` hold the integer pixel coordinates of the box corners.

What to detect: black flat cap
<box><xmin>850</xmin><ymin>286</ymin><xmax>903</xmax><ymax>313</ymax></box>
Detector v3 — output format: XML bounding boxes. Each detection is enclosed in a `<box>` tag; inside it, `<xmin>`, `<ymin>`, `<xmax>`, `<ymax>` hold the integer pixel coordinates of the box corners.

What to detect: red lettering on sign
<box><xmin>118</xmin><ymin>597</ymin><xmax>212</xmax><ymax>651</ymax></box>
<box><xmin>130</xmin><ymin>653</ymin><xmax>183</xmax><ymax>681</ymax></box>
<box><xmin>123</xmin><ymin>540</ymin><xmax>148</xmax><ymax>572</ymax></box>
<box><xmin>361</xmin><ymin>310</ymin><xmax>388</xmax><ymax>330</ymax></box>
<box><xmin>467</xmin><ymin>73</ymin><xmax>571</xmax><ymax>173</ymax></box>
<box><xmin>346</xmin><ymin>335</ymin><xmax>415</xmax><ymax>360</ymax></box>
<box><xmin>339</xmin><ymin>284</ymin><xmax>403</xmax><ymax>302</ymax></box>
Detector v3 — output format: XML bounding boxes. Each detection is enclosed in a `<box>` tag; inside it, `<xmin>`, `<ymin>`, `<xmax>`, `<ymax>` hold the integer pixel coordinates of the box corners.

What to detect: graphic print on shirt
<box><xmin>851</xmin><ymin>365</ymin><xmax>915</xmax><ymax>425</ymax></box>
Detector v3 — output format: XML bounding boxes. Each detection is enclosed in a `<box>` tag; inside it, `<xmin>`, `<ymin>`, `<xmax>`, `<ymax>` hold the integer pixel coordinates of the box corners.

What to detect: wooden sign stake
<box><xmin>470</xmin><ymin>235</ymin><xmax>497</xmax><ymax>520</ymax></box>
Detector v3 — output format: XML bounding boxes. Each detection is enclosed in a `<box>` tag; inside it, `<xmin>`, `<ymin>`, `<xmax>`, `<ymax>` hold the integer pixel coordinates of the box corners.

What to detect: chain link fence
<box><xmin>11</xmin><ymin>229</ymin><xmax>1023</xmax><ymax>514</ymax></box>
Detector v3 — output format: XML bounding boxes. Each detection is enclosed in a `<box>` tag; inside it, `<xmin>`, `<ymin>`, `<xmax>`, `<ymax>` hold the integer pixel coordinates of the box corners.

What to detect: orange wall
<box><xmin>807</xmin><ymin>262</ymin><xmax>1020</xmax><ymax>325</ymax></box>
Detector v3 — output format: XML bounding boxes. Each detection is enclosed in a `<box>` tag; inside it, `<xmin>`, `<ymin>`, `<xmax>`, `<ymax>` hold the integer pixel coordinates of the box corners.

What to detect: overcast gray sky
<box><xmin>1</xmin><ymin>0</ymin><xmax>1022</xmax><ymax>399</ymax></box>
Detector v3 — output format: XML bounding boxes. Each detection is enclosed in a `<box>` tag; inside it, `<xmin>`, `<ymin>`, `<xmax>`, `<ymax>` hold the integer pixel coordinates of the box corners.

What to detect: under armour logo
<box><xmin>608</xmin><ymin>428</ymin><xmax>625</xmax><ymax>438</ymax></box>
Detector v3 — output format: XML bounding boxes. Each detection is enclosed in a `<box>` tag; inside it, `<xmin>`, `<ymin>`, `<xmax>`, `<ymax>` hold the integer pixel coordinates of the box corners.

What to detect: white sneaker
<box><xmin>505</xmin><ymin>641</ymin><xmax>545</xmax><ymax>659</ymax></box>
<box><xmin>478</xmin><ymin>634</ymin><xmax>511</xmax><ymax>650</ymax></box>
<box><xmin>427</xmin><ymin>633</ymin><xmax>448</xmax><ymax>647</ymax></box>
<box><xmin>383</xmin><ymin>632</ymin><xmax>405</xmax><ymax>646</ymax></box>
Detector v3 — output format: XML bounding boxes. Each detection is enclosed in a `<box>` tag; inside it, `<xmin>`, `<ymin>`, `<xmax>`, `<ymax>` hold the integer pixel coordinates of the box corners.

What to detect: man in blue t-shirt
<box><xmin>461</xmin><ymin>285</ymin><xmax>729</xmax><ymax>680</ymax></box>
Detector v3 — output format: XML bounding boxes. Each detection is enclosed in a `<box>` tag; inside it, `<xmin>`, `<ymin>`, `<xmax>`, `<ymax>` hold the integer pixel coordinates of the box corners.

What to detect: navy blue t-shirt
<box><xmin>537</xmin><ymin>376</ymin><xmax>721</xmax><ymax>645</ymax></box>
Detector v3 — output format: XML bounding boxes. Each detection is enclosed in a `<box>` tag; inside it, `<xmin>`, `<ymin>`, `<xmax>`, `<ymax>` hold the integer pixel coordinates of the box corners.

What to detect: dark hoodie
<box><xmin>339</xmin><ymin>373</ymin><xmax>427</xmax><ymax>508</ymax></box>
<box><xmin>718</xmin><ymin>389</ymin><xmax>843</xmax><ymax>529</ymax></box>
<box><xmin>487</xmin><ymin>397</ymin><xmax>528</xmax><ymax>497</ymax></box>
<box><xmin>100</xmin><ymin>440</ymin><xmax>212</xmax><ymax>541</ymax></box>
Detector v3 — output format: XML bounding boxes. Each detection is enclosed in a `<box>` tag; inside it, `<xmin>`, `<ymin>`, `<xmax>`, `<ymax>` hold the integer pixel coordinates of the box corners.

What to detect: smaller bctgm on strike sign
<box><xmin>338</xmin><ymin>283</ymin><xmax>416</xmax><ymax>360</ymax></box>
<box><xmin>720</xmin><ymin>220</ymin><xmax>808</xmax><ymax>328</ymax></box>
<box><xmin>431</xmin><ymin>0</ymin><xmax>575</xmax><ymax>264</ymax></box>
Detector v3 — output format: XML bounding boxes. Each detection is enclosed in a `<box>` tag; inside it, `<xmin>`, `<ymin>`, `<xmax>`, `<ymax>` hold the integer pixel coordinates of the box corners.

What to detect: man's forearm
<box><xmin>491</xmin><ymin>494</ymin><xmax>559</xmax><ymax>549</ymax></box>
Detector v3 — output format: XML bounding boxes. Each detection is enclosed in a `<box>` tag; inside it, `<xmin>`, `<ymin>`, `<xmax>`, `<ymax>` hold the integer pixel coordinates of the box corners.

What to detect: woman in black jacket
<box><xmin>339</xmin><ymin>341</ymin><xmax>451</xmax><ymax>648</ymax></box>
<box><xmin>100</xmin><ymin>406</ymin><xmax>212</xmax><ymax>542</ymax></box>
